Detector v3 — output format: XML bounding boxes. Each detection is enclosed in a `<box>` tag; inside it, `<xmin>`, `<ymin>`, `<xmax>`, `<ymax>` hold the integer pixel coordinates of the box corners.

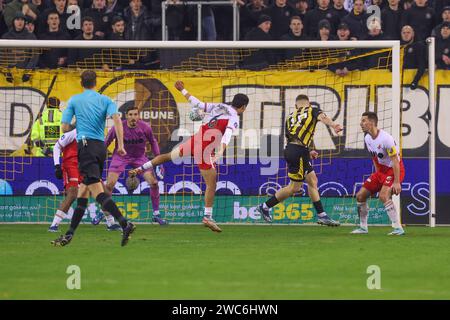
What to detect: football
<box><xmin>125</xmin><ymin>174</ymin><xmax>140</xmax><ymax>192</ymax></box>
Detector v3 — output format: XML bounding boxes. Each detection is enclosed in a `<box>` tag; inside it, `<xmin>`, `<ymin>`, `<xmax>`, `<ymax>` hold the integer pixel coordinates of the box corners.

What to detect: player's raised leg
<box><xmin>379</xmin><ymin>185</ymin><xmax>405</xmax><ymax>235</ymax></box>
<box><xmin>306</xmin><ymin>171</ymin><xmax>340</xmax><ymax>227</ymax></box>
<box><xmin>142</xmin><ymin>169</ymin><xmax>168</xmax><ymax>225</ymax></box>
<box><xmin>200</xmin><ymin>167</ymin><xmax>221</xmax><ymax>232</ymax></box>
<box><xmin>91</xmin><ymin>172</ymin><xmax>121</xmax><ymax>231</ymax></box>
<box><xmin>351</xmin><ymin>187</ymin><xmax>371</xmax><ymax>234</ymax></box>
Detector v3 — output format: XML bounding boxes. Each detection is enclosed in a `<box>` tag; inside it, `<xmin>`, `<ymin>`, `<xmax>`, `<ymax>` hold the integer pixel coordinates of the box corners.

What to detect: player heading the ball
<box><xmin>130</xmin><ymin>81</ymin><xmax>249</xmax><ymax>233</ymax></box>
<box><xmin>351</xmin><ymin>112</ymin><xmax>406</xmax><ymax>236</ymax></box>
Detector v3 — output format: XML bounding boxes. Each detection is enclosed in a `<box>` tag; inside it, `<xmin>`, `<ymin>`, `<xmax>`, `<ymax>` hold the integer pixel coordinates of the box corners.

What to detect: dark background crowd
<box><xmin>0</xmin><ymin>0</ymin><xmax>448</xmax><ymax>74</ymax></box>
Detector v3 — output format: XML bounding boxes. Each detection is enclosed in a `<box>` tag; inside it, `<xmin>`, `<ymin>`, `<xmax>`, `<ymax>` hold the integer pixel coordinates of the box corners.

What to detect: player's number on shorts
<box><xmin>272</xmin><ymin>203</ymin><xmax>314</xmax><ymax>221</ymax></box>
<box><xmin>116</xmin><ymin>202</ymin><xmax>139</xmax><ymax>219</ymax></box>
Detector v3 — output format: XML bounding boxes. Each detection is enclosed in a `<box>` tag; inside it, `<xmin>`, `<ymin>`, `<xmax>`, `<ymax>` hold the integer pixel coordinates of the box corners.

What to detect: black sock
<box><xmin>265</xmin><ymin>196</ymin><xmax>280</xmax><ymax>209</ymax></box>
<box><xmin>313</xmin><ymin>200</ymin><xmax>325</xmax><ymax>215</ymax></box>
<box><xmin>96</xmin><ymin>193</ymin><xmax>127</xmax><ymax>228</ymax></box>
<box><xmin>66</xmin><ymin>198</ymin><xmax>88</xmax><ymax>235</ymax></box>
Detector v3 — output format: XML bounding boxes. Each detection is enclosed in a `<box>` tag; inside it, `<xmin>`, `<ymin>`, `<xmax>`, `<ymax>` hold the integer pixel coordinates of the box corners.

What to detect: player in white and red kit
<box><xmin>130</xmin><ymin>81</ymin><xmax>249</xmax><ymax>232</ymax></box>
<box><xmin>49</xmin><ymin>129</ymin><xmax>80</xmax><ymax>232</ymax></box>
<box><xmin>352</xmin><ymin>112</ymin><xmax>406</xmax><ymax>235</ymax></box>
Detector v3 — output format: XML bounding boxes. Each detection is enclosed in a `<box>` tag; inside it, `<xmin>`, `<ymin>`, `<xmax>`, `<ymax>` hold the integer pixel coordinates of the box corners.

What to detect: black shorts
<box><xmin>77</xmin><ymin>139</ymin><xmax>106</xmax><ymax>185</ymax></box>
<box><xmin>283</xmin><ymin>143</ymin><xmax>313</xmax><ymax>182</ymax></box>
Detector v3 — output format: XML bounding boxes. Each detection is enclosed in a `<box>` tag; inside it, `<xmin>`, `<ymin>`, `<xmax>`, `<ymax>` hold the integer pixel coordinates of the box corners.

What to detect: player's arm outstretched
<box><xmin>112</xmin><ymin>114</ymin><xmax>126</xmax><ymax>157</ymax></box>
<box><xmin>175</xmin><ymin>80</ymin><xmax>213</xmax><ymax>114</ymax></box>
<box><xmin>317</xmin><ymin>113</ymin><xmax>343</xmax><ymax>135</ymax></box>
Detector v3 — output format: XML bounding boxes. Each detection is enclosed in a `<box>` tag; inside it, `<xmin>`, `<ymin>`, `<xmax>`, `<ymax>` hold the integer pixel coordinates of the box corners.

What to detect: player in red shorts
<box><xmin>351</xmin><ymin>111</ymin><xmax>406</xmax><ymax>236</ymax></box>
<box><xmin>49</xmin><ymin>129</ymin><xmax>80</xmax><ymax>232</ymax></box>
<box><xmin>130</xmin><ymin>81</ymin><xmax>249</xmax><ymax>233</ymax></box>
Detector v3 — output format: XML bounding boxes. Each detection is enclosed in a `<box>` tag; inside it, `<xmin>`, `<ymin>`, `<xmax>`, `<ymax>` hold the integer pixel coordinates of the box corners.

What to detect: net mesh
<box><xmin>0</xmin><ymin>45</ymin><xmax>400</xmax><ymax>226</ymax></box>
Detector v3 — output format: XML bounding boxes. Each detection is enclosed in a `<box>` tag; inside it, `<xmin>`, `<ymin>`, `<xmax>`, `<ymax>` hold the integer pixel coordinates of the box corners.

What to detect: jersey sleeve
<box><xmin>53</xmin><ymin>130</ymin><xmax>76</xmax><ymax>165</ymax></box>
<box><xmin>188</xmin><ymin>95</ymin><xmax>216</xmax><ymax>113</ymax></box>
<box><xmin>383</xmin><ymin>133</ymin><xmax>398</xmax><ymax>157</ymax></box>
<box><xmin>61</xmin><ymin>98</ymin><xmax>75</xmax><ymax>124</ymax></box>
<box><xmin>311</xmin><ymin>105</ymin><xmax>323</xmax><ymax>119</ymax></box>
<box><xmin>105</xmin><ymin>126</ymin><xmax>116</xmax><ymax>147</ymax></box>
<box><xmin>104</xmin><ymin>96</ymin><xmax>120</xmax><ymax>118</ymax></box>
<box><xmin>220</xmin><ymin>115</ymin><xmax>240</xmax><ymax>145</ymax></box>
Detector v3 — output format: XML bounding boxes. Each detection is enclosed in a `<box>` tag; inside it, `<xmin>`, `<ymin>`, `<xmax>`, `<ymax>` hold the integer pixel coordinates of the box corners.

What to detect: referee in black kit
<box><xmin>52</xmin><ymin>70</ymin><xmax>136</xmax><ymax>247</ymax></box>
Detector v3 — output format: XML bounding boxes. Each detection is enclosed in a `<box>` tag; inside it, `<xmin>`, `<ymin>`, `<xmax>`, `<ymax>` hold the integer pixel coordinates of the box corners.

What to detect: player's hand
<box><xmin>310</xmin><ymin>150</ymin><xmax>319</xmax><ymax>160</ymax></box>
<box><xmin>392</xmin><ymin>182</ymin><xmax>402</xmax><ymax>195</ymax></box>
<box><xmin>175</xmin><ymin>81</ymin><xmax>185</xmax><ymax>91</ymax></box>
<box><xmin>117</xmin><ymin>146</ymin><xmax>127</xmax><ymax>157</ymax></box>
<box><xmin>54</xmin><ymin>165</ymin><xmax>63</xmax><ymax>180</ymax></box>
<box><xmin>129</xmin><ymin>167</ymin><xmax>143</xmax><ymax>176</ymax></box>
<box><xmin>333</xmin><ymin>123</ymin><xmax>343</xmax><ymax>135</ymax></box>
<box><xmin>155</xmin><ymin>165</ymin><xmax>165</xmax><ymax>179</ymax></box>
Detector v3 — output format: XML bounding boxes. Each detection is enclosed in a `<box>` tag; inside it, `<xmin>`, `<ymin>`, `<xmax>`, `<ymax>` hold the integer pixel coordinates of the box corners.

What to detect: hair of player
<box><xmin>81</xmin><ymin>70</ymin><xmax>97</xmax><ymax>89</ymax></box>
<box><xmin>231</xmin><ymin>93</ymin><xmax>249</xmax><ymax>108</ymax></box>
<box><xmin>295</xmin><ymin>94</ymin><xmax>309</xmax><ymax>102</ymax></box>
<box><xmin>125</xmin><ymin>104</ymin><xmax>138</xmax><ymax>114</ymax></box>
<box><xmin>362</xmin><ymin>111</ymin><xmax>378</xmax><ymax>126</ymax></box>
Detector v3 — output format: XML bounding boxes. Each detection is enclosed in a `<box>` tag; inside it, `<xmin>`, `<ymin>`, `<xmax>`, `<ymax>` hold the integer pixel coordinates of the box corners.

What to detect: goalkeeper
<box><xmin>130</xmin><ymin>81</ymin><xmax>249</xmax><ymax>233</ymax></box>
<box><xmin>93</xmin><ymin>104</ymin><xmax>167</xmax><ymax>226</ymax></box>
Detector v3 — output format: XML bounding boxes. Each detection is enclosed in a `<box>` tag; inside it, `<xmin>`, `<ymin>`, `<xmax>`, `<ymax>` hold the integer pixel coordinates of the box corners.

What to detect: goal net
<box><xmin>0</xmin><ymin>40</ymin><xmax>401</xmax><ymax>226</ymax></box>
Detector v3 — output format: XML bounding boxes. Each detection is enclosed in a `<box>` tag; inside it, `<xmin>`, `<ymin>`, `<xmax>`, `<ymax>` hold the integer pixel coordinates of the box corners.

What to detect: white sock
<box><xmin>142</xmin><ymin>160</ymin><xmax>153</xmax><ymax>170</ymax></box>
<box><xmin>384</xmin><ymin>200</ymin><xmax>402</xmax><ymax>229</ymax></box>
<box><xmin>51</xmin><ymin>210</ymin><xmax>67</xmax><ymax>227</ymax></box>
<box><xmin>317</xmin><ymin>212</ymin><xmax>327</xmax><ymax>218</ymax></box>
<box><xmin>357</xmin><ymin>202</ymin><xmax>369</xmax><ymax>229</ymax></box>
<box><xmin>153</xmin><ymin>210</ymin><xmax>160</xmax><ymax>216</ymax></box>
<box><xmin>105</xmin><ymin>214</ymin><xmax>115</xmax><ymax>227</ymax></box>
<box><xmin>204</xmin><ymin>207</ymin><xmax>213</xmax><ymax>218</ymax></box>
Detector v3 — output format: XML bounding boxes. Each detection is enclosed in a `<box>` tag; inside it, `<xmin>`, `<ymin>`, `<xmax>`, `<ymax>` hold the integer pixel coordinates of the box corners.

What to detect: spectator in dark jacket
<box><xmin>240</xmin><ymin>0</ymin><xmax>267</xmax><ymax>39</ymax></box>
<box><xmin>38</xmin><ymin>11</ymin><xmax>71</xmax><ymax>68</ymax></box>
<box><xmin>433</xmin><ymin>0</ymin><xmax>450</xmax><ymax>22</ymax></box>
<box><xmin>3</xmin><ymin>0</ymin><xmax>39</xmax><ymax>29</ymax></box>
<box><xmin>401</xmin><ymin>0</ymin><xmax>436</xmax><ymax>40</ymax></box>
<box><xmin>1</xmin><ymin>12</ymin><xmax>38</xmax><ymax>82</ymax></box>
<box><xmin>332</xmin><ymin>0</ymin><xmax>348</xmax><ymax>21</ymax></box>
<box><xmin>83</xmin><ymin>0</ymin><xmax>113</xmax><ymax>38</ymax></box>
<box><xmin>436</xmin><ymin>22</ymin><xmax>450</xmax><ymax>69</ymax></box>
<box><xmin>381</xmin><ymin>0</ymin><xmax>403</xmax><ymax>39</ymax></box>
<box><xmin>281</xmin><ymin>15</ymin><xmax>309</xmax><ymax>60</ymax></box>
<box><xmin>242</xmin><ymin>14</ymin><xmax>275</xmax><ymax>69</ymax></box>
<box><xmin>432</xmin><ymin>6</ymin><xmax>450</xmax><ymax>37</ymax></box>
<box><xmin>37</xmin><ymin>0</ymin><xmax>70</xmax><ymax>34</ymax></box>
<box><xmin>67</xmin><ymin>16</ymin><xmax>103</xmax><ymax>67</ymax></box>
<box><xmin>263</xmin><ymin>0</ymin><xmax>298</xmax><ymax>40</ymax></box>
<box><xmin>401</xmin><ymin>25</ymin><xmax>426</xmax><ymax>88</ymax></box>
<box><xmin>342</xmin><ymin>0</ymin><xmax>369</xmax><ymax>39</ymax></box>
<box><xmin>304</xmin><ymin>0</ymin><xmax>340</xmax><ymax>38</ymax></box>
<box><xmin>123</xmin><ymin>0</ymin><xmax>152</xmax><ymax>40</ymax></box>
<box><xmin>317</xmin><ymin>18</ymin><xmax>335</xmax><ymax>40</ymax></box>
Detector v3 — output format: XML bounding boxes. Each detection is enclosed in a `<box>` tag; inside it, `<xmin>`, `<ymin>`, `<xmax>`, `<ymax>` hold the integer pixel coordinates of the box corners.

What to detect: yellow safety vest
<box><xmin>30</xmin><ymin>108</ymin><xmax>62</xmax><ymax>152</ymax></box>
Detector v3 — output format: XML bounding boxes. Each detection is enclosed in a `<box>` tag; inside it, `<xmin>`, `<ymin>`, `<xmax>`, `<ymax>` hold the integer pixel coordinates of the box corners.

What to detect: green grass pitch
<box><xmin>1</xmin><ymin>224</ymin><xmax>450</xmax><ymax>299</ymax></box>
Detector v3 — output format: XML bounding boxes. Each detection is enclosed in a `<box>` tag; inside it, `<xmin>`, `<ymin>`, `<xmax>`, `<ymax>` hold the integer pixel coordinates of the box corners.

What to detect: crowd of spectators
<box><xmin>0</xmin><ymin>0</ymin><xmax>448</xmax><ymax>73</ymax></box>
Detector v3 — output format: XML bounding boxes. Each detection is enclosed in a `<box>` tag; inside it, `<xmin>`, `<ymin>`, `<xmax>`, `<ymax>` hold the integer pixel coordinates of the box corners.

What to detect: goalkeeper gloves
<box><xmin>54</xmin><ymin>165</ymin><xmax>63</xmax><ymax>180</ymax></box>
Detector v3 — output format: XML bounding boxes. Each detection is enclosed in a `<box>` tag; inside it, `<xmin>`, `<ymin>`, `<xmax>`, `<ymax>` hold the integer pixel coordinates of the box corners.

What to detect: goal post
<box><xmin>0</xmin><ymin>40</ymin><xmax>406</xmax><ymax>226</ymax></box>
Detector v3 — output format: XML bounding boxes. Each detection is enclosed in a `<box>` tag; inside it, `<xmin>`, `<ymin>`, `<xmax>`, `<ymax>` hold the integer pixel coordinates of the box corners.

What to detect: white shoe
<box><xmin>350</xmin><ymin>227</ymin><xmax>368</xmax><ymax>234</ymax></box>
<box><xmin>388</xmin><ymin>228</ymin><xmax>405</xmax><ymax>236</ymax></box>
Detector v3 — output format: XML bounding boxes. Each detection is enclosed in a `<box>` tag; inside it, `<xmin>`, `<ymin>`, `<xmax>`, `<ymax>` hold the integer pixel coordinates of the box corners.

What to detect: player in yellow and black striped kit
<box><xmin>257</xmin><ymin>94</ymin><xmax>343</xmax><ymax>226</ymax></box>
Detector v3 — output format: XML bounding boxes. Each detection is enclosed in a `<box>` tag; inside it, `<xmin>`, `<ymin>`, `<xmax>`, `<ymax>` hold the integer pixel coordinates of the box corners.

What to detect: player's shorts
<box><xmin>179</xmin><ymin>133</ymin><xmax>219</xmax><ymax>171</ymax></box>
<box><xmin>363</xmin><ymin>166</ymin><xmax>406</xmax><ymax>194</ymax></box>
<box><xmin>77</xmin><ymin>139</ymin><xmax>106</xmax><ymax>185</ymax></box>
<box><xmin>62</xmin><ymin>163</ymin><xmax>81</xmax><ymax>189</ymax></box>
<box><xmin>284</xmin><ymin>143</ymin><xmax>314</xmax><ymax>182</ymax></box>
<box><xmin>108</xmin><ymin>155</ymin><xmax>152</xmax><ymax>175</ymax></box>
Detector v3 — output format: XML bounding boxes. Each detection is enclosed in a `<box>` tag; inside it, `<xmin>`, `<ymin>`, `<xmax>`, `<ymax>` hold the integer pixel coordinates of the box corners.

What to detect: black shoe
<box><xmin>257</xmin><ymin>204</ymin><xmax>272</xmax><ymax>223</ymax></box>
<box><xmin>121</xmin><ymin>222</ymin><xmax>136</xmax><ymax>247</ymax></box>
<box><xmin>51</xmin><ymin>233</ymin><xmax>73</xmax><ymax>246</ymax></box>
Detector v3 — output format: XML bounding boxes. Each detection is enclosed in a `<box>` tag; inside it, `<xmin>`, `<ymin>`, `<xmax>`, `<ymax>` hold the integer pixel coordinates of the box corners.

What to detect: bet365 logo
<box><xmin>233</xmin><ymin>202</ymin><xmax>314</xmax><ymax>221</ymax></box>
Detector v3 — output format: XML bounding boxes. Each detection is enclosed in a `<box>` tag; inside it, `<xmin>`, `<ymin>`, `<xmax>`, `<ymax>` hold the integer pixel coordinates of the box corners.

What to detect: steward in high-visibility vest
<box><xmin>30</xmin><ymin>97</ymin><xmax>62</xmax><ymax>157</ymax></box>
